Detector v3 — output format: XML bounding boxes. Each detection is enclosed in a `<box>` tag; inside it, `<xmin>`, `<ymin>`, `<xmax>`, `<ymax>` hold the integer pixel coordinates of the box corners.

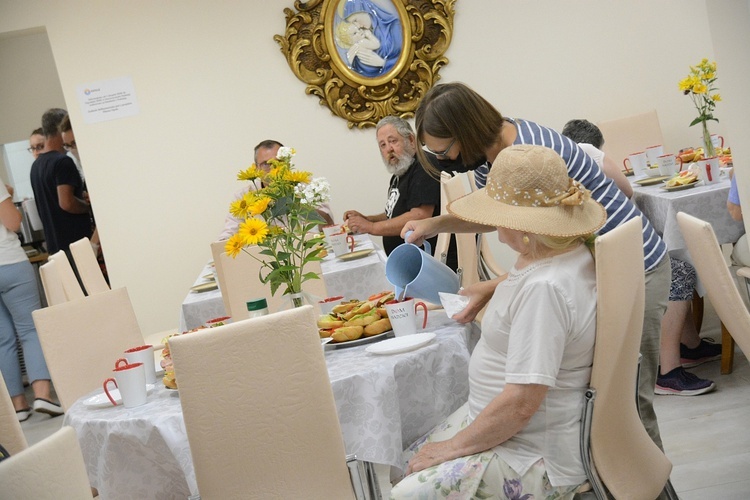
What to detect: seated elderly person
<box><xmin>390</xmin><ymin>145</ymin><xmax>606</xmax><ymax>499</ymax></box>
<box><xmin>218</xmin><ymin>139</ymin><xmax>333</xmax><ymax>240</ymax></box>
<box><xmin>343</xmin><ymin>116</ymin><xmax>457</xmax><ymax>270</ymax></box>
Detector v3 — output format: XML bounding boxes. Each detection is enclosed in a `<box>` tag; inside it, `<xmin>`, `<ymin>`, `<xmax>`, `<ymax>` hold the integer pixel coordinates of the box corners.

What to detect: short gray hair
<box><xmin>376</xmin><ymin>116</ymin><xmax>414</xmax><ymax>141</ymax></box>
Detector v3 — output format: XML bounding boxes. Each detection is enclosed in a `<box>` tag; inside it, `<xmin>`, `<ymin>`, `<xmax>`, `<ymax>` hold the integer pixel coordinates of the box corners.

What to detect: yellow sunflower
<box><xmin>229</xmin><ymin>198</ymin><xmax>250</xmax><ymax>219</ymax></box>
<box><xmin>237</xmin><ymin>165</ymin><xmax>264</xmax><ymax>181</ymax></box>
<box><xmin>225</xmin><ymin>234</ymin><xmax>246</xmax><ymax>258</ymax></box>
<box><xmin>248</xmin><ymin>196</ymin><xmax>272</xmax><ymax>216</ymax></box>
<box><xmin>284</xmin><ymin>170</ymin><xmax>312</xmax><ymax>184</ymax></box>
<box><xmin>239</xmin><ymin>218</ymin><xmax>269</xmax><ymax>245</ymax></box>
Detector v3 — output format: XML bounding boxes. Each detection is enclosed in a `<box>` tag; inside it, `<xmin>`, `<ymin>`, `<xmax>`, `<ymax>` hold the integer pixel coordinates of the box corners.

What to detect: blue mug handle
<box><xmin>404</xmin><ymin>230</ymin><xmax>431</xmax><ymax>255</ymax></box>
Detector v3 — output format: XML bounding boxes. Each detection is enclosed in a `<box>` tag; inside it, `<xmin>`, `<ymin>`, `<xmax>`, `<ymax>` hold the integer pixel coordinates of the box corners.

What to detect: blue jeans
<box><xmin>0</xmin><ymin>260</ymin><xmax>50</xmax><ymax>397</ymax></box>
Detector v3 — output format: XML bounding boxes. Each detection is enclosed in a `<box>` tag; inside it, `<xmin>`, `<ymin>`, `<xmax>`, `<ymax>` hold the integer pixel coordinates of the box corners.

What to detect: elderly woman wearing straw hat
<box><xmin>390</xmin><ymin>145</ymin><xmax>605</xmax><ymax>499</ymax></box>
<box><xmin>402</xmin><ymin>82</ymin><xmax>671</xmax><ymax>453</ymax></box>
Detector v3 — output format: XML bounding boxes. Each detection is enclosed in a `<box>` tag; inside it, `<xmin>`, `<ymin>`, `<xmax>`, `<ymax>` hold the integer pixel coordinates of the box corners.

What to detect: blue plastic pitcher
<box><xmin>385</xmin><ymin>232</ymin><xmax>460</xmax><ymax>305</ymax></box>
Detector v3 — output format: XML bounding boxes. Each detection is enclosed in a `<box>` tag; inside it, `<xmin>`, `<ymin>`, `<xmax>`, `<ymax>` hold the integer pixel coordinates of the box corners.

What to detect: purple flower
<box><xmin>503</xmin><ymin>478</ymin><xmax>534</xmax><ymax>500</ymax></box>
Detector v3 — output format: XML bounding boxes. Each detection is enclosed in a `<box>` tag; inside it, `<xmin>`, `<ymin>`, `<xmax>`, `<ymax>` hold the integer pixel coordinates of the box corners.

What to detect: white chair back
<box><xmin>597</xmin><ymin>109</ymin><xmax>664</xmax><ymax>167</ymax></box>
<box><xmin>0</xmin><ymin>426</ymin><xmax>93</xmax><ymax>499</ymax></box>
<box><xmin>210</xmin><ymin>240</ymin><xmax>327</xmax><ymax>321</ymax></box>
<box><xmin>39</xmin><ymin>260</ymin><xmax>69</xmax><ymax>307</ymax></box>
<box><xmin>70</xmin><ymin>237</ymin><xmax>110</xmax><ymax>295</ymax></box>
<box><xmin>48</xmin><ymin>250</ymin><xmax>85</xmax><ymax>301</ymax></box>
<box><xmin>31</xmin><ymin>287</ymin><xmax>145</xmax><ymax>411</ymax></box>
<box><xmin>169</xmin><ymin>306</ymin><xmax>356</xmax><ymax>499</ymax></box>
<box><xmin>0</xmin><ymin>371</ymin><xmax>28</xmax><ymax>456</ymax></box>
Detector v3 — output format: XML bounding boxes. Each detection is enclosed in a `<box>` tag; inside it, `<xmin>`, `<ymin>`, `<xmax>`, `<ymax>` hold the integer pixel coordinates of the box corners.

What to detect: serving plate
<box><xmin>83</xmin><ymin>384</ymin><xmax>155</xmax><ymax>408</ymax></box>
<box><xmin>660</xmin><ymin>181</ymin><xmax>701</xmax><ymax>192</ymax></box>
<box><xmin>324</xmin><ymin>329</ymin><xmax>394</xmax><ymax>350</ymax></box>
<box><xmin>366</xmin><ymin>332</ymin><xmax>436</xmax><ymax>355</ymax></box>
<box><xmin>190</xmin><ymin>282</ymin><xmax>218</xmax><ymax>293</ymax></box>
<box><xmin>634</xmin><ymin>175</ymin><xmax>670</xmax><ymax>186</ymax></box>
<box><xmin>337</xmin><ymin>249</ymin><xmax>375</xmax><ymax>261</ymax></box>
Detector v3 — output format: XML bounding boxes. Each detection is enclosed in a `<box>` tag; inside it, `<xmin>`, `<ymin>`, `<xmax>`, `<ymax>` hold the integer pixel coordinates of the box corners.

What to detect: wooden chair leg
<box><xmin>691</xmin><ymin>291</ymin><xmax>704</xmax><ymax>333</ymax></box>
<box><xmin>720</xmin><ymin>321</ymin><xmax>735</xmax><ymax>375</ymax></box>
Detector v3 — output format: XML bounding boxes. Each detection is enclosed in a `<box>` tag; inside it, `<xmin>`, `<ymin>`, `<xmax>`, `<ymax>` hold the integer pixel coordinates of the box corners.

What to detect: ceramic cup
<box><xmin>123</xmin><ymin>345</ymin><xmax>156</xmax><ymax>385</ymax></box>
<box><xmin>104</xmin><ymin>361</ymin><xmax>147</xmax><ymax>408</ymax></box>
<box><xmin>657</xmin><ymin>154</ymin><xmax>683</xmax><ymax>176</ymax></box>
<box><xmin>644</xmin><ymin>145</ymin><xmax>664</xmax><ymax>166</ymax></box>
<box><xmin>623</xmin><ymin>152</ymin><xmax>648</xmax><ymax>177</ymax></box>
<box><xmin>384</xmin><ymin>298</ymin><xmax>428</xmax><ymax>337</ymax></box>
<box><xmin>322</xmin><ymin>224</ymin><xmax>343</xmax><ymax>247</ymax></box>
<box><xmin>330</xmin><ymin>232</ymin><xmax>355</xmax><ymax>257</ymax></box>
<box><xmin>710</xmin><ymin>134</ymin><xmax>724</xmax><ymax>149</ymax></box>
<box><xmin>697</xmin><ymin>157</ymin><xmax>720</xmax><ymax>185</ymax></box>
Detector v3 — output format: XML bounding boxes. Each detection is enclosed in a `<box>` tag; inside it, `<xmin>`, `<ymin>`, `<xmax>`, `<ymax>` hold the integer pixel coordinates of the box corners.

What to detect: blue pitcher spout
<box><xmin>394</xmin><ymin>285</ymin><xmax>407</xmax><ymax>302</ymax></box>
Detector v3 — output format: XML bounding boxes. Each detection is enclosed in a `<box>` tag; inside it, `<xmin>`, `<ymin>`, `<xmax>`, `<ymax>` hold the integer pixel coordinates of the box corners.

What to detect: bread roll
<box><xmin>332</xmin><ymin>301</ymin><xmax>360</xmax><ymax>315</ymax></box>
<box><xmin>331</xmin><ymin>326</ymin><xmax>364</xmax><ymax>342</ymax></box>
<box><xmin>345</xmin><ymin>311</ymin><xmax>379</xmax><ymax>327</ymax></box>
<box><xmin>364</xmin><ymin>317</ymin><xmax>392</xmax><ymax>336</ymax></box>
<box><xmin>317</xmin><ymin>314</ymin><xmax>345</xmax><ymax>329</ymax></box>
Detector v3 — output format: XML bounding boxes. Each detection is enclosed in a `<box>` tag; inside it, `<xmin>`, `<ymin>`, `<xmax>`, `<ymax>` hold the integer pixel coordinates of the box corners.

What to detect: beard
<box><xmin>383</xmin><ymin>149</ymin><xmax>414</xmax><ymax>177</ymax></box>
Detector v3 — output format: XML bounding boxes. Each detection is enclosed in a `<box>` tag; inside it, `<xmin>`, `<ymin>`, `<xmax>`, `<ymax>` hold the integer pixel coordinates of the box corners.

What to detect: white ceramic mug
<box><xmin>330</xmin><ymin>232</ymin><xmax>355</xmax><ymax>257</ymax></box>
<box><xmin>104</xmin><ymin>361</ymin><xmax>147</xmax><ymax>408</ymax></box>
<box><xmin>644</xmin><ymin>145</ymin><xmax>664</xmax><ymax>166</ymax></box>
<box><xmin>384</xmin><ymin>298</ymin><xmax>428</xmax><ymax>337</ymax></box>
<box><xmin>123</xmin><ymin>345</ymin><xmax>156</xmax><ymax>385</ymax></box>
<box><xmin>623</xmin><ymin>152</ymin><xmax>648</xmax><ymax>177</ymax></box>
<box><xmin>322</xmin><ymin>224</ymin><xmax>343</xmax><ymax>247</ymax></box>
<box><xmin>697</xmin><ymin>157</ymin><xmax>720</xmax><ymax>185</ymax></box>
<box><xmin>657</xmin><ymin>154</ymin><xmax>683</xmax><ymax>176</ymax></box>
<box><xmin>710</xmin><ymin>134</ymin><xmax>724</xmax><ymax>149</ymax></box>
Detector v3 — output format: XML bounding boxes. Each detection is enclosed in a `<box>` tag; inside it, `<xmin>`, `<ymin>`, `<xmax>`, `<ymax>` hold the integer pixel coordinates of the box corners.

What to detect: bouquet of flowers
<box><xmin>224</xmin><ymin>147</ymin><xmax>330</xmax><ymax>305</ymax></box>
<box><xmin>678</xmin><ymin>58</ymin><xmax>721</xmax><ymax>157</ymax></box>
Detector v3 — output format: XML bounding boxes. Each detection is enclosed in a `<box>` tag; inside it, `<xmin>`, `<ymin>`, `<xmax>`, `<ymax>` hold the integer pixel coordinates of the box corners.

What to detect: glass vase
<box><xmin>290</xmin><ymin>292</ymin><xmax>305</xmax><ymax>308</ymax></box>
<box><xmin>701</xmin><ymin>120</ymin><xmax>715</xmax><ymax>158</ymax></box>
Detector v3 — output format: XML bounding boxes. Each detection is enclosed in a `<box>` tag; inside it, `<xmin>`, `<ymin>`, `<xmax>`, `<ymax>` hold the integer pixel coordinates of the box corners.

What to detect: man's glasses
<box><xmin>63</xmin><ymin>141</ymin><xmax>77</xmax><ymax>151</ymax></box>
<box><xmin>27</xmin><ymin>144</ymin><xmax>44</xmax><ymax>153</ymax></box>
<box><xmin>421</xmin><ymin>138</ymin><xmax>455</xmax><ymax>159</ymax></box>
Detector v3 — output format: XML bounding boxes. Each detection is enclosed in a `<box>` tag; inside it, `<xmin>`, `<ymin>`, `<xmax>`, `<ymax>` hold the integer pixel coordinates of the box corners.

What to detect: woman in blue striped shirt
<box><xmin>402</xmin><ymin>82</ymin><xmax>670</xmax><ymax>451</ymax></box>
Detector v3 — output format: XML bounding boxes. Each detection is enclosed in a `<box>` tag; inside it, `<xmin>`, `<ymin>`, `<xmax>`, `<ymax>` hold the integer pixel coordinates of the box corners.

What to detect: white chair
<box><xmin>434</xmin><ymin>172</ymin><xmax>481</xmax><ymax>288</ymax></box>
<box><xmin>47</xmin><ymin>250</ymin><xmax>85</xmax><ymax>301</ymax></box>
<box><xmin>0</xmin><ymin>426</ymin><xmax>94</xmax><ymax>499</ymax></box>
<box><xmin>677</xmin><ymin>212</ymin><xmax>750</xmax><ymax>373</ymax></box>
<box><xmin>69</xmin><ymin>237</ymin><xmax>110</xmax><ymax>295</ymax></box>
<box><xmin>39</xmin><ymin>260</ymin><xmax>69</xmax><ymax>307</ymax></box>
<box><xmin>465</xmin><ymin>170</ymin><xmax>507</xmax><ymax>279</ymax></box>
<box><xmin>169</xmin><ymin>305</ymin><xmax>379</xmax><ymax>499</ymax></box>
<box><xmin>31</xmin><ymin>287</ymin><xmax>145</xmax><ymax>411</ymax></box>
<box><xmin>210</xmin><ymin>240</ymin><xmax>328</xmax><ymax>322</ymax></box>
<box><xmin>596</xmin><ymin>109</ymin><xmax>664</xmax><ymax>168</ymax></box>
<box><xmin>0</xmin><ymin>371</ymin><xmax>28</xmax><ymax>456</ymax></box>
<box><xmin>579</xmin><ymin>218</ymin><xmax>674</xmax><ymax>499</ymax></box>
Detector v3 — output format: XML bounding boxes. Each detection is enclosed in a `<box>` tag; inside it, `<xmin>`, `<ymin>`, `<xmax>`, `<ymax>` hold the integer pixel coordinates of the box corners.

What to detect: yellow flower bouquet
<box><xmin>225</xmin><ymin>147</ymin><xmax>330</xmax><ymax>305</ymax></box>
<box><xmin>679</xmin><ymin>58</ymin><xmax>721</xmax><ymax>157</ymax></box>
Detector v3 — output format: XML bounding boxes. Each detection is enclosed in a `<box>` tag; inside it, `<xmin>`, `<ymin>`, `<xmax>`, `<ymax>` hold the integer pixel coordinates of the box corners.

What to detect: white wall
<box><xmin>0</xmin><ymin>1</ymin><xmax>747</xmax><ymax>333</ymax></box>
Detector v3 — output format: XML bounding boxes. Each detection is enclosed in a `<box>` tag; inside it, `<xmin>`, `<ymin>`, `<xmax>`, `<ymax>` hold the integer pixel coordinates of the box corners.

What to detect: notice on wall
<box><xmin>76</xmin><ymin>76</ymin><xmax>140</xmax><ymax>124</ymax></box>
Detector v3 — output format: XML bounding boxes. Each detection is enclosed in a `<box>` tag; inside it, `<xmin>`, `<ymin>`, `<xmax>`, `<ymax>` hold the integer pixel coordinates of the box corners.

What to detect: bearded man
<box><xmin>344</xmin><ymin>116</ymin><xmax>456</xmax><ymax>268</ymax></box>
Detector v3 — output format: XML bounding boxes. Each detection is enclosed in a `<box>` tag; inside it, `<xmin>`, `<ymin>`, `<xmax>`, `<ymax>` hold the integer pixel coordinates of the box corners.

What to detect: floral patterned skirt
<box><xmin>390</xmin><ymin>403</ymin><xmax>580</xmax><ymax>500</ymax></box>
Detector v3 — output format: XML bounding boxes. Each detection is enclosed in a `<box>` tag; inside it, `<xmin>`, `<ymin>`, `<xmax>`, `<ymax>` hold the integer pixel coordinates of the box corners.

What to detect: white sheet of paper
<box><xmin>76</xmin><ymin>76</ymin><xmax>140</xmax><ymax>124</ymax></box>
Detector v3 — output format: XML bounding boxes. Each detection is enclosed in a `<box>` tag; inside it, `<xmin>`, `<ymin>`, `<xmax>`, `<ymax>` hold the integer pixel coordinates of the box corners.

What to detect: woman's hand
<box><xmin>406</xmin><ymin>440</ymin><xmax>458</xmax><ymax>475</ymax></box>
<box><xmin>452</xmin><ymin>277</ymin><xmax>506</xmax><ymax>323</ymax></box>
<box><xmin>400</xmin><ymin>217</ymin><xmax>442</xmax><ymax>246</ymax></box>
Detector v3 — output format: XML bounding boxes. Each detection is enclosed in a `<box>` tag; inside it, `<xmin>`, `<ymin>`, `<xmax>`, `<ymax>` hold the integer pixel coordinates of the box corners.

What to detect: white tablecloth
<box><xmin>64</xmin><ymin>312</ymin><xmax>474</xmax><ymax>500</ymax></box>
<box><xmin>632</xmin><ymin>176</ymin><xmax>744</xmax><ymax>263</ymax></box>
<box><xmin>179</xmin><ymin>235</ymin><xmax>392</xmax><ymax>331</ymax></box>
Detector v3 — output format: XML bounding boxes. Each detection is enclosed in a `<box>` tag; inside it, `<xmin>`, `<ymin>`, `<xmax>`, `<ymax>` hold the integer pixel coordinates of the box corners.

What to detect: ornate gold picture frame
<box><xmin>275</xmin><ymin>0</ymin><xmax>455</xmax><ymax>129</ymax></box>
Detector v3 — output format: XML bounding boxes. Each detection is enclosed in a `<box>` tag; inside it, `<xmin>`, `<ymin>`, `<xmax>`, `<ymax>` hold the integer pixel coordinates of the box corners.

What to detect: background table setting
<box><xmin>179</xmin><ymin>234</ymin><xmax>391</xmax><ymax>331</ymax></box>
<box><xmin>63</xmin><ymin>310</ymin><xmax>477</xmax><ymax>499</ymax></box>
<box><xmin>631</xmin><ymin>173</ymin><xmax>743</xmax><ymax>263</ymax></box>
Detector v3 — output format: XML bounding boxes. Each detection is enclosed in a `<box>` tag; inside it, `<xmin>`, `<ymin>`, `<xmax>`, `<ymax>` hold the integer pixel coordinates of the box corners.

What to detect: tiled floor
<box><xmin>19</xmin><ymin>302</ymin><xmax>749</xmax><ymax>499</ymax></box>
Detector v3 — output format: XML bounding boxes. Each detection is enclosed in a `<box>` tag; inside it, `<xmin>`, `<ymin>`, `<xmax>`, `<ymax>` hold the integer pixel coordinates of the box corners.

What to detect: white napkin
<box><xmin>439</xmin><ymin>292</ymin><xmax>470</xmax><ymax>319</ymax></box>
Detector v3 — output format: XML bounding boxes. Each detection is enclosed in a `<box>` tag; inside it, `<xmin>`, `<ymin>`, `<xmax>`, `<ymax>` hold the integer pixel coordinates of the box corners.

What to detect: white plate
<box><xmin>365</xmin><ymin>332</ymin><xmax>436</xmax><ymax>355</ymax></box>
<box><xmin>83</xmin><ymin>384</ymin><xmax>155</xmax><ymax>408</ymax></box>
<box><xmin>325</xmin><ymin>330</ymin><xmax>394</xmax><ymax>350</ymax></box>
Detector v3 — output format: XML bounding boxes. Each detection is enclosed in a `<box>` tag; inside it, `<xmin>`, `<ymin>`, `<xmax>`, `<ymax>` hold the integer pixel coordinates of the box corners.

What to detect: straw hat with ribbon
<box><xmin>448</xmin><ymin>145</ymin><xmax>606</xmax><ymax>238</ymax></box>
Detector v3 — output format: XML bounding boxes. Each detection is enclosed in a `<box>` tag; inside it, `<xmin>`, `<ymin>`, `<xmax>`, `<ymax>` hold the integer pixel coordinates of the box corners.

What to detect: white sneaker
<box><xmin>33</xmin><ymin>398</ymin><xmax>63</xmax><ymax>417</ymax></box>
<box><xmin>16</xmin><ymin>408</ymin><xmax>31</xmax><ymax>422</ymax></box>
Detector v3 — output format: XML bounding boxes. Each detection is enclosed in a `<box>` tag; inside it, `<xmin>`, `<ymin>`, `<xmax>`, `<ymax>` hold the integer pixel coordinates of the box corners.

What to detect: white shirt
<box><xmin>577</xmin><ymin>143</ymin><xmax>605</xmax><ymax>168</ymax></box>
<box><xmin>0</xmin><ymin>184</ymin><xmax>29</xmax><ymax>266</ymax></box>
<box><xmin>468</xmin><ymin>245</ymin><xmax>596</xmax><ymax>486</ymax></box>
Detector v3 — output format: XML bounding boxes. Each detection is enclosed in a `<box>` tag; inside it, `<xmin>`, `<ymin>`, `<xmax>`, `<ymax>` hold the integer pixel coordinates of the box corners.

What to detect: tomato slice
<box><xmin>368</xmin><ymin>291</ymin><xmax>391</xmax><ymax>301</ymax></box>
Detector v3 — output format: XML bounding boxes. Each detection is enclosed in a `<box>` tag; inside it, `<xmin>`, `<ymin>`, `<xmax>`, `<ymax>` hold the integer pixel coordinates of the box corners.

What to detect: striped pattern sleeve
<box><xmin>513</xmin><ymin>119</ymin><xmax>666</xmax><ymax>272</ymax></box>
